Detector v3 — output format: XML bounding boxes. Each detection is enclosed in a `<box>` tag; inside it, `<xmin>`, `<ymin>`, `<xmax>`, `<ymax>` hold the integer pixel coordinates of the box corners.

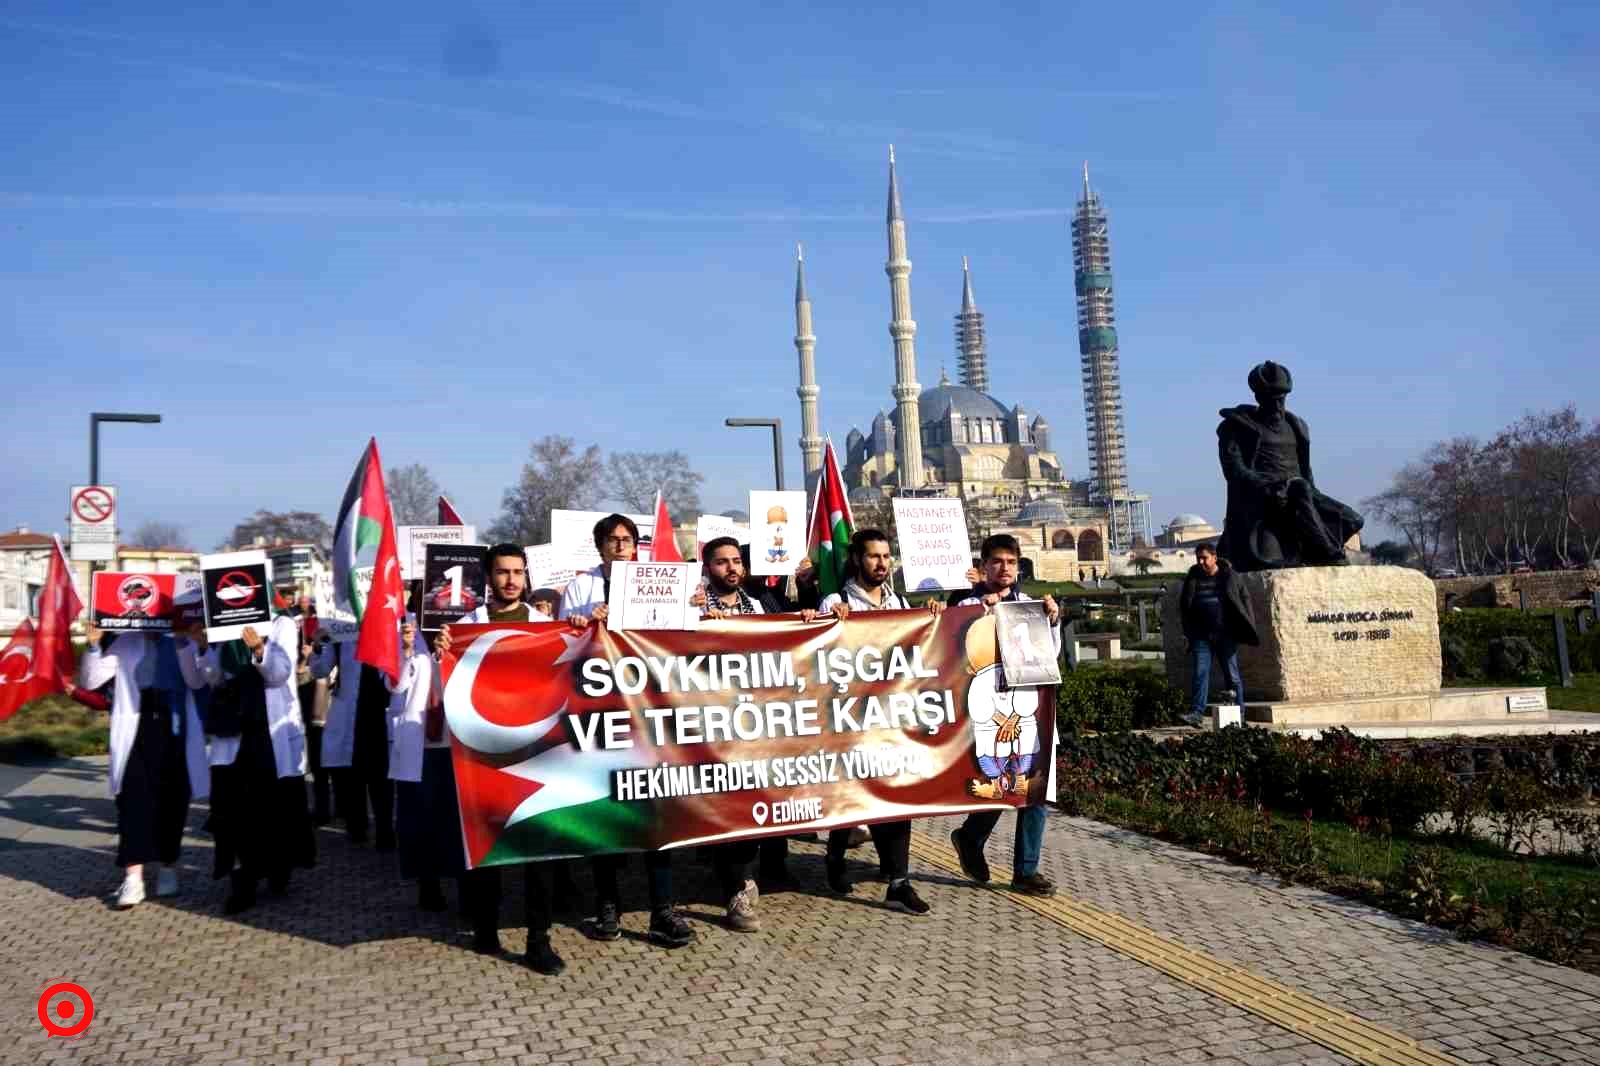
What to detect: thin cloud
<box><xmin>0</xmin><ymin>192</ymin><xmax>1061</xmax><ymax>225</ymax></box>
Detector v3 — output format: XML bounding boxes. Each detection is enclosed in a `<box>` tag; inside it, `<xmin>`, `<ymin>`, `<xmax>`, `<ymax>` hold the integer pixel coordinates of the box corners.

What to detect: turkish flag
<box><xmin>355</xmin><ymin>440</ymin><xmax>405</xmax><ymax>682</ymax></box>
<box><xmin>438</xmin><ymin>495</ymin><xmax>465</xmax><ymax>526</ymax></box>
<box><xmin>647</xmin><ymin>491</ymin><xmax>682</xmax><ymax>562</ymax></box>
<box><xmin>1</xmin><ymin>538</ymin><xmax>82</xmax><ymax>720</ymax></box>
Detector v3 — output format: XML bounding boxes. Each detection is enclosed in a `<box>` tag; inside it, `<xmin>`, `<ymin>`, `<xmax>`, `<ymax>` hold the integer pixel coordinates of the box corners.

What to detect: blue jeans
<box><xmin>1190</xmin><ymin>636</ymin><xmax>1243</xmax><ymax>716</ymax></box>
<box><xmin>960</xmin><ymin>805</ymin><xmax>1045</xmax><ymax>879</ymax></box>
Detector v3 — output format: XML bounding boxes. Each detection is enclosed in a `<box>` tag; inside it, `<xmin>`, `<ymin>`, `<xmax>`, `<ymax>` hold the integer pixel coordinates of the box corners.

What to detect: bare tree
<box><xmin>604</xmin><ymin>451</ymin><xmax>704</xmax><ymax>518</ymax></box>
<box><xmin>387</xmin><ymin>463</ymin><xmax>445</xmax><ymax>527</ymax></box>
<box><xmin>224</xmin><ymin>510</ymin><xmax>333</xmax><ymax>552</ymax></box>
<box><xmin>487</xmin><ymin>436</ymin><xmax>604</xmax><ymax>545</ymax></box>
<box><xmin>1363</xmin><ymin>462</ymin><xmax>1445</xmax><ymax>572</ymax></box>
<box><xmin>127</xmin><ymin>520</ymin><xmax>191</xmax><ymax>551</ymax></box>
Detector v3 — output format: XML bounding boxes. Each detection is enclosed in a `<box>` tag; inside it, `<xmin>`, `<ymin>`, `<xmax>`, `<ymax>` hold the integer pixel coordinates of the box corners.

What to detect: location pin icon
<box><xmin>751</xmin><ymin>802</ymin><xmax>769</xmax><ymax>826</ymax></box>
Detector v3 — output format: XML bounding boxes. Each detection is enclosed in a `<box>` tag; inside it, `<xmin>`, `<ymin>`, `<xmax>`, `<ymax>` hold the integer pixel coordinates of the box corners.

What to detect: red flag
<box><xmin>354</xmin><ymin>440</ymin><xmax>405</xmax><ymax>682</ymax></box>
<box><xmin>438</xmin><ymin>495</ymin><xmax>465</xmax><ymax>526</ymax></box>
<box><xmin>647</xmin><ymin>491</ymin><xmax>682</xmax><ymax>562</ymax></box>
<box><xmin>1</xmin><ymin>538</ymin><xmax>82</xmax><ymax>720</ymax></box>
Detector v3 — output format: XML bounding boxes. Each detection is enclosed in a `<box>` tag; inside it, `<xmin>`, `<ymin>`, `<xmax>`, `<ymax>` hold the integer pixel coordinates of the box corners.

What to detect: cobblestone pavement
<box><xmin>1</xmin><ymin>757</ymin><xmax>1597</xmax><ymax>1066</ymax></box>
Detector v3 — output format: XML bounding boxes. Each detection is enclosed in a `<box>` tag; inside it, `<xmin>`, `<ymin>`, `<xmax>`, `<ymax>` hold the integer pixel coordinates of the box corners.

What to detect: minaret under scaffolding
<box><xmin>885</xmin><ymin>145</ymin><xmax>926</xmax><ymax>489</ymax></box>
<box><xmin>954</xmin><ymin>256</ymin><xmax>988</xmax><ymax>394</ymax></box>
<box><xmin>1072</xmin><ymin>161</ymin><xmax>1128</xmax><ymax>503</ymax></box>
<box><xmin>794</xmin><ymin>243</ymin><xmax>823</xmax><ymax>491</ymax></box>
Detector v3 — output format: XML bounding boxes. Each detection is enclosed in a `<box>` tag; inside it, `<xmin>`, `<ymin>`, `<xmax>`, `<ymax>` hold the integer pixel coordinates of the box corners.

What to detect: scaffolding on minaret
<box><xmin>794</xmin><ymin>242</ymin><xmax>823</xmax><ymax>492</ymax></box>
<box><xmin>1072</xmin><ymin>162</ymin><xmax>1149</xmax><ymax>550</ymax></box>
<box><xmin>954</xmin><ymin>256</ymin><xmax>988</xmax><ymax>394</ymax></box>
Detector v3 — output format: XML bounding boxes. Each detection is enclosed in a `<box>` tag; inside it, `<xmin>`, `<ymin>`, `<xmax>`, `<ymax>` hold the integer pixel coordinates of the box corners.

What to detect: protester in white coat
<box><xmin>185</xmin><ymin>613</ymin><xmax>315</xmax><ymax>914</ymax></box>
<box><xmin>309</xmin><ymin>634</ymin><xmax>394</xmax><ymax>848</ymax></box>
<box><xmin>77</xmin><ymin>626</ymin><xmax>210</xmax><ymax>908</ymax></box>
<box><xmin>387</xmin><ymin>614</ymin><xmax>462</xmax><ymax>913</ymax></box>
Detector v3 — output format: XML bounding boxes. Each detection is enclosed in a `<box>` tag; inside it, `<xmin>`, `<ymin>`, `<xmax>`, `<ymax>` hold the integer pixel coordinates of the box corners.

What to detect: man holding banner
<box><xmin>947</xmin><ymin>534</ymin><xmax>1061</xmax><ymax>897</ymax></box>
<box><xmin>817</xmin><ymin>529</ymin><xmax>942</xmax><ymax>915</ymax></box>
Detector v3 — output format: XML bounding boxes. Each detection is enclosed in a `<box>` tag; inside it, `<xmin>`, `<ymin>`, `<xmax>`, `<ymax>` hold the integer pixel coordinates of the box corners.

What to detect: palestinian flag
<box><xmin>806</xmin><ymin>440</ymin><xmax>854</xmax><ymax>598</ymax></box>
<box><xmin>444</xmin><ymin>626</ymin><xmax>651</xmax><ymax>866</ymax></box>
<box><xmin>333</xmin><ymin>438</ymin><xmax>405</xmax><ymax>680</ymax></box>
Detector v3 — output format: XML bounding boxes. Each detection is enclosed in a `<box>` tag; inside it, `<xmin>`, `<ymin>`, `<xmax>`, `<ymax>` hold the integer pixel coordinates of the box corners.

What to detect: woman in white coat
<box><xmin>76</xmin><ymin>626</ymin><xmax>210</xmax><ymax>908</ymax></box>
<box><xmin>388</xmin><ymin>616</ymin><xmax>463</xmax><ymax>912</ymax></box>
<box><xmin>186</xmin><ymin>613</ymin><xmax>316</xmax><ymax>914</ymax></box>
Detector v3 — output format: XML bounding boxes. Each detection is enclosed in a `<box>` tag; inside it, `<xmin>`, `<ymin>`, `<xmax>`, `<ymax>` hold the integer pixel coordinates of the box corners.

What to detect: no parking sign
<box><xmin>68</xmin><ymin>485</ymin><xmax>117</xmax><ymax>562</ymax></box>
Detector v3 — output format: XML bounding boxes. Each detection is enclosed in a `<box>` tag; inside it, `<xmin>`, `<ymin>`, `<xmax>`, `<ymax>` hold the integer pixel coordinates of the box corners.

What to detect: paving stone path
<box><xmin>2</xmin><ymin>757</ymin><xmax>1597</xmax><ymax>1065</ymax></box>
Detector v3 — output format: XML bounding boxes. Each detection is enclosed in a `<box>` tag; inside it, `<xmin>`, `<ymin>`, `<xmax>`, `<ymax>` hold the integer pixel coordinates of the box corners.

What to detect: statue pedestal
<box><xmin>1163</xmin><ymin>565</ymin><xmax>1441</xmax><ymax>703</ymax></box>
<box><xmin>1162</xmin><ymin>566</ymin><xmax>1565</xmax><ymax>734</ymax></box>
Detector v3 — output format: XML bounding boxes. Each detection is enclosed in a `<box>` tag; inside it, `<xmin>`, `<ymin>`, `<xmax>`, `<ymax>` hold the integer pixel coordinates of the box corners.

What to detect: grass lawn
<box><xmin>1548</xmin><ymin>672</ymin><xmax>1600</xmax><ymax>713</ymax></box>
<box><xmin>0</xmin><ymin>694</ymin><xmax>110</xmax><ymax>763</ymax></box>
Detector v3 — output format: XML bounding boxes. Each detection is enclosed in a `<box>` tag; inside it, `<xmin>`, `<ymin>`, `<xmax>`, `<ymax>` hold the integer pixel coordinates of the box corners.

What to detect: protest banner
<box><xmin>694</xmin><ymin>514</ymin><xmax>749</xmax><ymax>560</ymax></box>
<box><xmin>418</xmin><ymin>543</ymin><xmax>487</xmax><ymax>634</ymax></box>
<box><xmin>91</xmin><ymin>571</ymin><xmax>204</xmax><ymax>632</ymax></box>
<box><xmin>313</xmin><ymin>567</ymin><xmax>362</xmax><ymax>642</ymax></box>
<box><xmin>605</xmin><ymin>561</ymin><xmax>702</xmax><ymax>632</ymax></box>
<box><xmin>441</xmin><ymin>605</ymin><xmax>1053</xmax><ymax>867</ymax></box>
<box><xmin>522</xmin><ymin>543</ymin><xmax>572</xmax><ymax>591</ymax></box>
<box><xmin>994</xmin><ymin>600</ymin><xmax>1062</xmax><ymax>686</ymax></box>
<box><xmin>397</xmin><ymin>524</ymin><xmax>478</xmax><ymax>580</ymax></box>
<box><xmin>891</xmin><ymin>497</ymin><xmax>972</xmax><ymax>591</ymax></box>
<box><xmin>550</xmin><ymin>510</ymin><xmax>654</xmax><ymax>574</ymax></box>
<box><xmin>200</xmin><ymin>550</ymin><xmax>274</xmax><ymax>642</ymax></box>
<box><xmin>747</xmin><ymin>490</ymin><xmax>806</xmax><ymax>576</ymax></box>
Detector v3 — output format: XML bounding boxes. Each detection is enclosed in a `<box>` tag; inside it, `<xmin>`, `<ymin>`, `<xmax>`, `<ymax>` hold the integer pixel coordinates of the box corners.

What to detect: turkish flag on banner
<box><xmin>647</xmin><ymin>491</ymin><xmax>682</xmax><ymax>562</ymax></box>
<box><xmin>1</xmin><ymin>537</ymin><xmax>83</xmax><ymax>720</ymax></box>
<box><xmin>354</xmin><ymin>440</ymin><xmax>405</xmax><ymax>682</ymax></box>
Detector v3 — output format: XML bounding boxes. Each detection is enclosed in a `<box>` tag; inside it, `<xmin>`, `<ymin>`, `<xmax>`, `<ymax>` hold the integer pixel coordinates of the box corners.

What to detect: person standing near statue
<box><xmin>1178</xmin><ymin>543</ymin><xmax>1258</xmax><ymax>725</ymax></box>
<box><xmin>1217</xmin><ymin>361</ymin><xmax>1364</xmax><ymax>571</ymax></box>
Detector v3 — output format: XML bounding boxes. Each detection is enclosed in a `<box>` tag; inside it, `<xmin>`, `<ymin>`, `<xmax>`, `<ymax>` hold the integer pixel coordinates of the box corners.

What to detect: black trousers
<box><xmin>469</xmin><ymin>863</ymin><xmax>563</xmax><ymax>945</ymax></box>
<box><xmin>827</xmin><ymin>820</ymin><xmax>910</xmax><ymax>882</ymax></box>
<box><xmin>712</xmin><ymin>838</ymin><xmax>790</xmax><ymax>896</ymax></box>
<box><xmin>115</xmin><ymin>692</ymin><xmax>190</xmax><ymax>868</ymax></box>
<box><xmin>591</xmin><ymin>852</ymin><xmax>673</xmax><ymax>912</ymax></box>
<box><xmin>304</xmin><ymin>722</ymin><xmax>331</xmax><ymax>821</ymax></box>
<box><xmin>334</xmin><ymin>767</ymin><xmax>393</xmax><ymax>844</ymax></box>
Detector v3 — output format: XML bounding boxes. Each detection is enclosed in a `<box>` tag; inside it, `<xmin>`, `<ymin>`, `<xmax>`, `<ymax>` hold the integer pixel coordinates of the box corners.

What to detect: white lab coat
<box><xmin>309</xmin><ymin>639</ymin><xmax>359</xmax><ymax>768</ymax></box>
<box><xmin>186</xmin><ymin>614</ymin><xmax>307</xmax><ymax>779</ymax></box>
<box><xmin>385</xmin><ymin>648</ymin><xmax>436</xmax><ymax>784</ymax></box>
<box><xmin>80</xmin><ymin>634</ymin><xmax>210</xmax><ymax>800</ymax></box>
<box><xmin>556</xmin><ymin>566</ymin><xmax>608</xmax><ymax>621</ymax></box>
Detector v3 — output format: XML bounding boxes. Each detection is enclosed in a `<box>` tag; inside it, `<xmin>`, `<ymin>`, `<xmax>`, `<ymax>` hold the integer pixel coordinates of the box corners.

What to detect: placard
<box><xmin>605</xmin><ymin>561</ymin><xmax>701</xmax><ymax>632</ymax></box>
<box><xmin>313</xmin><ymin>566</ymin><xmax>362</xmax><ymax>643</ymax></box>
<box><xmin>397</xmin><ymin>524</ymin><xmax>478</xmax><ymax>580</ymax></box>
<box><xmin>69</xmin><ymin>484</ymin><xmax>118</xmax><ymax>562</ymax></box>
<box><xmin>892</xmin><ymin>497</ymin><xmax>972</xmax><ymax>591</ymax></box>
<box><xmin>523</xmin><ymin>543</ymin><xmax>573</xmax><ymax>591</ymax></box>
<box><xmin>1506</xmin><ymin>692</ymin><xmax>1548</xmax><ymax>714</ymax></box>
<box><xmin>200</xmin><ymin>550</ymin><xmax>274</xmax><ymax>642</ymax></box>
<box><xmin>994</xmin><ymin>600</ymin><xmax>1062</xmax><ymax>687</ymax></box>
<box><xmin>748</xmin><ymin>491</ymin><xmax>807</xmax><ymax>576</ymax></box>
<box><xmin>550</xmin><ymin>510</ymin><xmax>654</xmax><ymax>575</ymax></box>
<box><xmin>695</xmin><ymin>514</ymin><xmax>750</xmax><ymax>560</ymax></box>
<box><xmin>91</xmin><ymin>571</ymin><xmax>204</xmax><ymax>632</ymax></box>
<box><xmin>419</xmin><ymin>543</ymin><xmax>488</xmax><ymax>634</ymax></box>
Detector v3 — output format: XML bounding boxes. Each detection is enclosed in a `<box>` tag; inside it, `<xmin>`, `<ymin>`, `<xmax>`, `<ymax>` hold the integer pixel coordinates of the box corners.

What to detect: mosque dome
<box><xmin>1013</xmin><ymin>498</ymin><xmax>1073</xmax><ymax>525</ymax></box>
<box><xmin>917</xmin><ymin>380</ymin><xmax>1010</xmax><ymax>424</ymax></box>
<box><xmin>1167</xmin><ymin>514</ymin><xmax>1209</xmax><ymax>529</ymax></box>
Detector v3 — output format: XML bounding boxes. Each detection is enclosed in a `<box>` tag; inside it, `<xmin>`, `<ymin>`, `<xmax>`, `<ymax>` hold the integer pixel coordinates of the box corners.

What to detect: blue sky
<box><xmin>2</xmin><ymin>2</ymin><xmax>1596</xmax><ymax>549</ymax></box>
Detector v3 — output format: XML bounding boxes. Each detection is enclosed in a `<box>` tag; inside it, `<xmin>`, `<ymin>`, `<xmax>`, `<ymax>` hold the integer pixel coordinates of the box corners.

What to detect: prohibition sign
<box><xmin>73</xmin><ymin>487</ymin><xmax>114</xmax><ymax>524</ymax></box>
<box><xmin>214</xmin><ymin>570</ymin><xmax>260</xmax><ymax>607</ymax></box>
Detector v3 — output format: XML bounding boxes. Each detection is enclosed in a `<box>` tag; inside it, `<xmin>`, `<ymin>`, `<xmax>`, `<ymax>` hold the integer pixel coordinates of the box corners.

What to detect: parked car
<box><xmin>1433</xmin><ymin>568</ymin><xmax>1459</xmax><ymax>579</ymax></box>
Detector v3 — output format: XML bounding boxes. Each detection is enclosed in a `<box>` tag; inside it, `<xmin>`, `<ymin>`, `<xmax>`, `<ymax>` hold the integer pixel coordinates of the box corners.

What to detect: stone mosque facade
<box><xmin>791</xmin><ymin>148</ymin><xmax>1112</xmax><ymax>580</ymax></box>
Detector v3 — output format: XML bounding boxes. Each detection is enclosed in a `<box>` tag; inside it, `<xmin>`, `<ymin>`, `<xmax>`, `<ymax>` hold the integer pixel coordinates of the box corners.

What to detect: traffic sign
<box><xmin>69</xmin><ymin>484</ymin><xmax>118</xmax><ymax>562</ymax></box>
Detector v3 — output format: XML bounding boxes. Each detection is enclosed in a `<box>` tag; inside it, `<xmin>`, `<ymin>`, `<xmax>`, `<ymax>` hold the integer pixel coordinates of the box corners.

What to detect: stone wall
<box><xmin>1164</xmin><ymin>565</ymin><xmax>1441</xmax><ymax>703</ymax></box>
<box><xmin>1435</xmin><ymin>570</ymin><xmax>1600</xmax><ymax>611</ymax></box>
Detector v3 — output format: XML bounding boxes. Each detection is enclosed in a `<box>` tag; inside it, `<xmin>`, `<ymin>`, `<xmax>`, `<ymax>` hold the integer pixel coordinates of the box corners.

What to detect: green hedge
<box><xmin>1440</xmin><ymin>608</ymin><xmax>1600</xmax><ymax>683</ymax></box>
<box><xmin>1056</xmin><ymin>665</ymin><xmax>1186</xmax><ymax>733</ymax></box>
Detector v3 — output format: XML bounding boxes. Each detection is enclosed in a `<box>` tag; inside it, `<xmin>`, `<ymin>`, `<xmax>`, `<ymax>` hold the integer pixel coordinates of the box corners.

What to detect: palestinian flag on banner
<box><xmin>444</xmin><ymin>626</ymin><xmax>651</xmax><ymax>866</ymax></box>
<box><xmin>806</xmin><ymin>439</ymin><xmax>854</xmax><ymax>599</ymax></box>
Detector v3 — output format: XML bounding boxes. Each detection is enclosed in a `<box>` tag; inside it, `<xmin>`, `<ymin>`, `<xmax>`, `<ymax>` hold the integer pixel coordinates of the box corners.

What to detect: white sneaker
<box><xmin>155</xmin><ymin>866</ymin><xmax>179</xmax><ymax>898</ymax></box>
<box><xmin>116</xmin><ymin>873</ymin><xmax>146</xmax><ymax>909</ymax></box>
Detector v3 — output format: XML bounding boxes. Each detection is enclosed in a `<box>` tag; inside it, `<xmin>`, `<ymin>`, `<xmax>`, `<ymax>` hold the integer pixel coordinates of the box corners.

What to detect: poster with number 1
<box><xmin>418</xmin><ymin>543</ymin><xmax>487</xmax><ymax>634</ymax></box>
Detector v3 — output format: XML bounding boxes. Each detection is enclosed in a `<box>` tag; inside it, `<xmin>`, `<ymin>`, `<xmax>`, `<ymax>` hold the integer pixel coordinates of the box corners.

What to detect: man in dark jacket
<box><xmin>1179</xmin><ymin>543</ymin><xmax>1259</xmax><ymax>724</ymax></box>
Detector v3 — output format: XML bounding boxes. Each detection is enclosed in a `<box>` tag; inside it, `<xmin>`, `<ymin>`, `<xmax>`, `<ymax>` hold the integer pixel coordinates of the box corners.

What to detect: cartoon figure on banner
<box><xmin>116</xmin><ymin>575</ymin><xmax>159</xmax><ymax>618</ymax></box>
<box><xmin>765</xmin><ymin>505</ymin><xmax>789</xmax><ymax>565</ymax></box>
<box><xmin>960</xmin><ymin>614</ymin><xmax>1040</xmax><ymax>801</ymax></box>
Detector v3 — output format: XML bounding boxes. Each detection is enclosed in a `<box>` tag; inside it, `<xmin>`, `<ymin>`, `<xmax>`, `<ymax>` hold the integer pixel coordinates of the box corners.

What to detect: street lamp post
<box><xmin>90</xmin><ymin>412</ymin><xmax>162</xmax><ymax>485</ymax></box>
<box><xmin>724</xmin><ymin>418</ymin><xmax>785</xmax><ymax>491</ymax></box>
